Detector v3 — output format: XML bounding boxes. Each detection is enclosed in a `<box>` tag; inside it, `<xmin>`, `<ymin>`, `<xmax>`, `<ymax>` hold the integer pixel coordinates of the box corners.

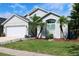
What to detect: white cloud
<box><xmin>36</xmin><ymin>3</ymin><xmax>64</xmax><ymax>11</ymax></box>
<box><xmin>63</xmin><ymin>4</ymin><xmax>72</xmax><ymax>16</ymax></box>
<box><xmin>33</xmin><ymin>3</ymin><xmax>72</xmax><ymax>16</ymax></box>
<box><xmin>10</xmin><ymin>4</ymin><xmax>26</xmax><ymax>9</ymax></box>
<box><xmin>47</xmin><ymin>3</ymin><xmax>64</xmax><ymax>10</ymax></box>
<box><xmin>10</xmin><ymin>3</ymin><xmax>28</xmax><ymax>15</ymax></box>
<box><xmin>0</xmin><ymin>12</ymin><xmax>12</xmax><ymax>18</ymax></box>
<box><xmin>68</xmin><ymin>4</ymin><xmax>73</xmax><ymax>11</ymax></box>
<box><xmin>0</xmin><ymin>3</ymin><xmax>72</xmax><ymax>18</ymax></box>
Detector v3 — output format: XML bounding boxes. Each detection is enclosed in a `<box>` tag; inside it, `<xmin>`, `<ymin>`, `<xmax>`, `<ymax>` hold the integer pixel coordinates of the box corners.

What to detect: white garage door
<box><xmin>6</xmin><ymin>26</ymin><xmax>26</xmax><ymax>38</ymax></box>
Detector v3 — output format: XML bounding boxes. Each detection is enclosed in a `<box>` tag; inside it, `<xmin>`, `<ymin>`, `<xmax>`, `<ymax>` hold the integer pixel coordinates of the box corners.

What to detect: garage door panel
<box><xmin>6</xmin><ymin>27</ymin><xmax>26</xmax><ymax>38</ymax></box>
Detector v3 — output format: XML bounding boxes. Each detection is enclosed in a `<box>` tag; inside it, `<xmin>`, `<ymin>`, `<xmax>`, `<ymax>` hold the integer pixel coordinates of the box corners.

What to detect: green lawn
<box><xmin>0</xmin><ymin>53</ymin><xmax>11</xmax><ymax>56</ymax></box>
<box><xmin>1</xmin><ymin>39</ymin><xmax>79</xmax><ymax>56</ymax></box>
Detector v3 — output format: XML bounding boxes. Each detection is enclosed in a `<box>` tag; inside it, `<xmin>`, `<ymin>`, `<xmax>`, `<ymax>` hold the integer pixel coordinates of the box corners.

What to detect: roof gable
<box><xmin>24</xmin><ymin>8</ymin><xmax>60</xmax><ymax>20</ymax></box>
<box><xmin>1</xmin><ymin>14</ymin><xmax>29</xmax><ymax>25</ymax></box>
<box><xmin>40</xmin><ymin>12</ymin><xmax>60</xmax><ymax>20</ymax></box>
<box><xmin>24</xmin><ymin>8</ymin><xmax>48</xmax><ymax>17</ymax></box>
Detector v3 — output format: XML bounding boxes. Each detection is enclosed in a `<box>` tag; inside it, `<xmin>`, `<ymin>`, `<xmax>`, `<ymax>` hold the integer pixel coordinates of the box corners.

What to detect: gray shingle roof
<box><xmin>0</xmin><ymin>17</ymin><xmax>6</xmax><ymax>24</ymax></box>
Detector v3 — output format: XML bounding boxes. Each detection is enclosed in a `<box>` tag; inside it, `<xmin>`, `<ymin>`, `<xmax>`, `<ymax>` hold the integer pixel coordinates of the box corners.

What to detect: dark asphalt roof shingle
<box><xmin>0</xmin><ymin>17</ymin><xmax>6</xmax><ymax>24</ymax></box>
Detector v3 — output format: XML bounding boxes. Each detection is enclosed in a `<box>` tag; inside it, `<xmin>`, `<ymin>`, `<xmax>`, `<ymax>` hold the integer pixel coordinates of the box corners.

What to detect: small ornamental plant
<box><xmin>46</xmin><ymin>34</ymin><xmax>53</xmax><ymax>39</ymax></box>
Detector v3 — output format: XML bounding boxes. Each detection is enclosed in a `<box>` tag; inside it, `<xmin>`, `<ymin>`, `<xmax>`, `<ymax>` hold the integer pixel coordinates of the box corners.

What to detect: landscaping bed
<box><xmin>1</xmin><ymin>39</ymin><xmax>79</xmax><ymax>56</ymax></box>
<box><xmin>53</xmin><ymin>38</ymin><xmax>79</xmax><ymax>42</ymax></box>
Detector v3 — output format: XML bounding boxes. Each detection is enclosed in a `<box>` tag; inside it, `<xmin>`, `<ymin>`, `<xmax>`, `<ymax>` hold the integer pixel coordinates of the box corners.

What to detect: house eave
<box><xmin>1</xmin><ymin>14</ymin><xmax>29</xmax><ymax>25</ymax></box>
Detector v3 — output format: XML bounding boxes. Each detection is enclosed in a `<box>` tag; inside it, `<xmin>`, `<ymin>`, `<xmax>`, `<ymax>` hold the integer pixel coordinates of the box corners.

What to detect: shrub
<box><xmin>46</xmin><ymin>34</ymin><xmax>53</xmax><ymax>39</ymax></box>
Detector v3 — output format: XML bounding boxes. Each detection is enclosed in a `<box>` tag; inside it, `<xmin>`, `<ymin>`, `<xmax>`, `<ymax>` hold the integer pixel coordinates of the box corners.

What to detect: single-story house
<box><xmin>0</xmin><ymin>8</ymin><xmax>68</xmax><ymax>39</ymax></box>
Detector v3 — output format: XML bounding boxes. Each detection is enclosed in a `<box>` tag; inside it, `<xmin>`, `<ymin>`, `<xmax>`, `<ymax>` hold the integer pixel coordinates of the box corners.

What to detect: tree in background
<box><xmin>70</xmin><ymin>3</ymin><xmax>79</xmax><ymax>38</ymax></box>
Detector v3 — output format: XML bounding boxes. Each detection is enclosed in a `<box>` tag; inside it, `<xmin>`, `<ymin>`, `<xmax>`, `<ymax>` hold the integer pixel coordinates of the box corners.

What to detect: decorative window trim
<box><xmin>46</xmin><ymin>19</ymin><xmax>56</xmax><ymax>23</ymax></box>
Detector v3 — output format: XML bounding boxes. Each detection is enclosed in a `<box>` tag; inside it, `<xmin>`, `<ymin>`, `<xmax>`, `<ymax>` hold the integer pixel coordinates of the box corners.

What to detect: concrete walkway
<box><xmin>0</xmin><ymin>47</ymin><xmax>51</xmax><ymax>56</ymax></box>
<box><xmin>0</xmin><ymin>37</ymin><xmax>25</xmax><ymax>45</ymax></box>
<box><xmin>0</xmin><ymin>37</ymin><xmax>17</xmax><ymax>42</ymax></box>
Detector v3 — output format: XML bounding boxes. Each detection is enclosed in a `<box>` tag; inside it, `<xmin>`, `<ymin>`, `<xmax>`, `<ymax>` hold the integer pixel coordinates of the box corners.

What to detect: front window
<box><xmin>47</xmin><ymin>23</ymin><xmax>55</xmax><ymax>30</ymax></box>
<box><xmin>46</xmin><ymin>19</ymin><xmax>56</xmax><ymax>34</ymax></box>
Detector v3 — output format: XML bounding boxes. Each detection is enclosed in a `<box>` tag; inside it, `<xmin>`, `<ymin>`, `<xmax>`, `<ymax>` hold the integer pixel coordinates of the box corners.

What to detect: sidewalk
<box><xmin>0</xmin><ymin>47</ymin><xmax>51</xmax><ymax>56</ymax></box>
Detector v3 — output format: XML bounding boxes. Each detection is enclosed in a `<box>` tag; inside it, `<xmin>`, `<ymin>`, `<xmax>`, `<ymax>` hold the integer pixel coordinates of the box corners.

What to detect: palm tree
<box><xmin>29</xmin><ymin>14</ymin><xmax>43</xmax><ymax>37</ymax></box>
<box><xmin>58</xmin><ymin>16</ymin><xmax>68</xmax><ymax>40</ymax></box>
<box><xmin>37</xmin><ymin>22</ymin><xmax>45</xmax><ymax>38</ymax></box>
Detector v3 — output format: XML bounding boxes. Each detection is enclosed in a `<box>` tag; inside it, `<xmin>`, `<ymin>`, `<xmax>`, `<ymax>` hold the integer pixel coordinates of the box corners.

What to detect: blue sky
<box><xmin>0</xmin><ymin>3</ymin><xmax>72</xmax><ymax>18</ymax></box>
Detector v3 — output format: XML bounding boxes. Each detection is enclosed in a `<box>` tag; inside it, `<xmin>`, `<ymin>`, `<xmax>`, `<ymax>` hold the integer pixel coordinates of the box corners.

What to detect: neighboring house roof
<box><xmin>24</xmin><ymin>8</ymin><xmax>48</xmax><ymax>17</ymax></box>
<box><xmin>40</xmin><ymin>12</ymin><xmax>60</xmax><ymax>20</ymax></box>
<box><xmin>0</xmin><ymin>17</ymin><xmax>6</xmax><ymax>24</ymax></box>
<box><xmin>1</xmin><ymin>14</ymin><xmax>29</xmax><ymax>25</ymax></box>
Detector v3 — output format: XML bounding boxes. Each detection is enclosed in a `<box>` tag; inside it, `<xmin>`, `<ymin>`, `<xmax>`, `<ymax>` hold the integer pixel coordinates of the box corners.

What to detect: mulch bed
<box><xmin>33</xmin><ymin>37</ymin><xmax>79</xmax><ymax>42</ymax></box>
<box><xmin>53</xmin><ymin>38</ymin><xmax>79</xmax><ymax>42</ymax></box>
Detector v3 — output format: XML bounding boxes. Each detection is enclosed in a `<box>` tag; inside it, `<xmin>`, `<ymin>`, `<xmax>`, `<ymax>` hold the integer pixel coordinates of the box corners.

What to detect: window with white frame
<box><xmin>46</xmin><ymin>19</ymin><xmax>56</xmax><ymax>34</ymax></box>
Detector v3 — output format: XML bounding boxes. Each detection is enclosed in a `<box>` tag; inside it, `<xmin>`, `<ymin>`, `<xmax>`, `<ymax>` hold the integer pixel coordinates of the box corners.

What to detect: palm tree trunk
<box><xmin>60</xmin><ymin>25</ymin><xmax>66</xmax><ymax>40</ymax></box>
<box><xmin>37</xmin><ymin>26</ymin><xmax>43</xmax><ymax>38</ymax></box>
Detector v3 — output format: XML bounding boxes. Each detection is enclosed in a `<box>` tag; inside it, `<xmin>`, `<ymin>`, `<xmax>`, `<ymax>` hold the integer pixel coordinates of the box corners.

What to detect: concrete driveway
<box><xmin>0</xmin><ymin>37</ymin><xmax>19</xmax><ymax>45</ymax></box>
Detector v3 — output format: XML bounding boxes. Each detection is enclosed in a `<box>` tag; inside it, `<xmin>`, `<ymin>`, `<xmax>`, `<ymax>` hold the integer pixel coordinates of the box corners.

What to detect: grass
<box><xmin>0</xmin><ymin>53</ymin><xmax>11</xmax><ymax>56</ymax></box>
<box><xmin>1</xmin><ymin>39</ymin><xmax>79</xmax><ymax>56</ymax></box>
